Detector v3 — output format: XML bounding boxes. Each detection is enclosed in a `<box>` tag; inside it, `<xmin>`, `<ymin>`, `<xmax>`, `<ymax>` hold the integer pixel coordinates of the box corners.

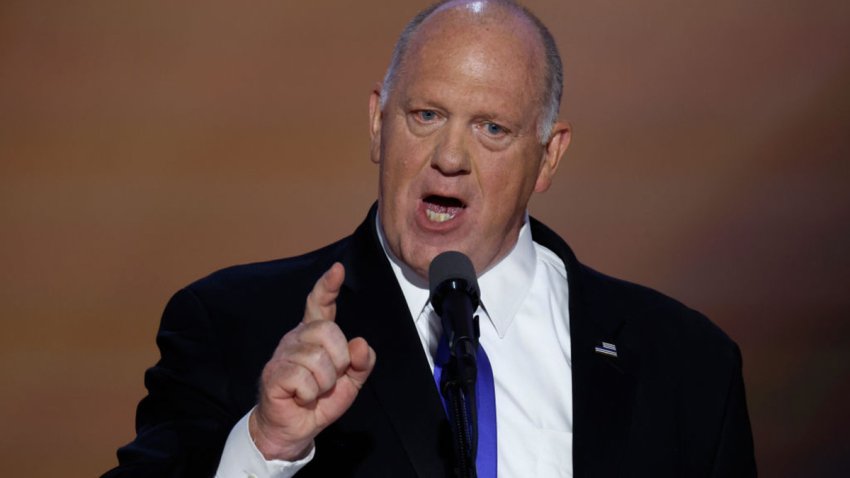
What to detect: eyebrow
<box><xmin>400</xmin><ymin>95</ymin><xmax>448</xmax><ymax>111</ymax></box>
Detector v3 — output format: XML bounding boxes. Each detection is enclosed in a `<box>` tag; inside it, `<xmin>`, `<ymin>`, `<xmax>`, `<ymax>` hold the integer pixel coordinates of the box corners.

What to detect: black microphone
<box><xmin>429</xmin><ymin>251</ymin><xmax>481</xmax><ymax>478</ymax></box>
<box><xmin>429</xmin><ymin>250</ymin><xmax>481</xmax><ymax>387</ymax></box>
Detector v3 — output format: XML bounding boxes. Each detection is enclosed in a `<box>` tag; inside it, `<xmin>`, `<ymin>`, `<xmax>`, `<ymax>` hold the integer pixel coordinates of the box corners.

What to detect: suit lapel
<box><xmin>569</xmin><ymin>285</ymin><xmax>639</xmax><ymax>477</ymax></box>
<box><xmin>336</xmin><ymin>209</ymin><xmax>453</xmax><ymax>478</ymax></box>
<box><xmin>531</xmin><ymin>218</ymin><xmax>638</xmax><ymax>477</ymax></box>
<box><xmin>329</xmin><ymin>210</ymin><xmax>638</xmax><ymax>477</ymax></box>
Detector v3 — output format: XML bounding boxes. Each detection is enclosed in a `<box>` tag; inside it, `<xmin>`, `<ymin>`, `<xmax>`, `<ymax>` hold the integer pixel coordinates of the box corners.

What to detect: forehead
<box><xmin>395</xmin><ymin>5</ymin><xmax>546</xmax><ymax>111</ymax></box>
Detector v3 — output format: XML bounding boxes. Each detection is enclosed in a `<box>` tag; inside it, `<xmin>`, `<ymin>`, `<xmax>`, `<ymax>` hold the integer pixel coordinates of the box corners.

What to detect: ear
<box><xmin>368</xmin><ymin>83</ymin><xmax>383</xmax><ymax>165</ymax></box>
<box><xmin>534</xmin><ymin>121</ymin><xmax>571</xmax><ymax>193</ymax></box>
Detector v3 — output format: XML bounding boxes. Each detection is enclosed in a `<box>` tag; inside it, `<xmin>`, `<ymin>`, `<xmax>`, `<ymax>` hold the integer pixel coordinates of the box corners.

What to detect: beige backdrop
<box><xmin>1</xmin><ymin>0</ymin><xmax>848</xmax><ymax>475</ymax></box>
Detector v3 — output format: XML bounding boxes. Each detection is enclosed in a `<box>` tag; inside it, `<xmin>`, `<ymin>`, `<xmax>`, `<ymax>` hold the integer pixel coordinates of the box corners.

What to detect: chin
<box><xmin>397</xmin><ymin>242</ymin><xmax>447</xmax><ymax>279</ymax></box>
<box><xmin>409</xmin><ymin>248</ymin><xmax>440</xmax><ymax>279</ymax></box>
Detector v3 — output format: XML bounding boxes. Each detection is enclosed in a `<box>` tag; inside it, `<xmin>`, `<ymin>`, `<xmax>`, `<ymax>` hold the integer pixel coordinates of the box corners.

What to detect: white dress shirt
<box><xmin>382</xmin><ymin>216</ymin><xmax>574</xmax><ymax>478</ymax></box>
<box><xmin>217</xmin><ymin>216</ymin><xmax>574</xmax><ymax>477</ymax></box>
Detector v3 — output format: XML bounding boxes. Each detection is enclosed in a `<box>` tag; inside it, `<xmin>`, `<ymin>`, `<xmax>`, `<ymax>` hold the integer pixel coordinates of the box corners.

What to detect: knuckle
<box><xmin>311</xmin><ymin>320</ymin><xmax>339</xmax><ymax>336</ymax></box>
<box><xmin>260</xmin><ymin>363</ymin><xmax>275</xmax><ymax>387</ymax></box>
<box><xmin>301</xmin><ymin>320</ymin><xmax>341</xmax><ymax>344</ymax></box>
<box><xmin>279</xmin><ymin>323</ymin><xmax>306</xmax><ymax>346</ymax></box>
<box><xmin>305</xmin><ymin>288</ymin><xmax>318</xmax><ymax>305</ymax></box>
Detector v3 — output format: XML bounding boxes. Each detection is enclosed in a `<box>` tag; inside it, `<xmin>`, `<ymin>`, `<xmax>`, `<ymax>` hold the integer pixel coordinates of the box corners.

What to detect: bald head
<box><xmin>380</xmin><ymin>0</ymin><xmax>563</xmax><ymax>143</ymax></box>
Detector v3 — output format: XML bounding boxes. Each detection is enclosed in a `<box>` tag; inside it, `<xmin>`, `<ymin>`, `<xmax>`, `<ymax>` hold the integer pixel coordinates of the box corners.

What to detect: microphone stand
<box><xmin>429</xmin><ymin>253</ymin><xmax>481</xmax><ymax>478</ymax></box>
<box><xmin>439</xmin><ymin>301</ymin><xmax>479</xmax><ymax>478</ymax></box>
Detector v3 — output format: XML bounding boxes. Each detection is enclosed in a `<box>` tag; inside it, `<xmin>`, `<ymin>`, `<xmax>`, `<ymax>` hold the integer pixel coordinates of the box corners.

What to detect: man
<box><xmin>105</xmin><ymin>1</ymin><xmax>756</xmax><ymax>476</ymax></box>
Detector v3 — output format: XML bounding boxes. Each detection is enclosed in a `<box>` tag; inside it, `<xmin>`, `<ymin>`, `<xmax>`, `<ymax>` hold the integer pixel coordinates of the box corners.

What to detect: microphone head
<box><xmin>429</xmin><ymin>251</ymin><xmax>480</xmax><ymax>313</ymax></box>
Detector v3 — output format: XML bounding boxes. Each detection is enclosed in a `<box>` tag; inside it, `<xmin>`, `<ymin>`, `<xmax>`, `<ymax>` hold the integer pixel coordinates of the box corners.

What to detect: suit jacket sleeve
<box><xmin>102</xmin><ymin>286</ymin><xmax>237</xmax><ymax>477</ymax></box>
<box><xmin>710</xmin><ymin>344</ymin><xmax>757</xmax><ymax>476</ymax></box>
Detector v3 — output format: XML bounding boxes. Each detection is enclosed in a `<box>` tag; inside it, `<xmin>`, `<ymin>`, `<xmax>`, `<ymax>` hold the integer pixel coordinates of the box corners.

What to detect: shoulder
<box><xmin>185</xmin><ymin>235</ymin><xmax>351</xmax><ymax>305</ymax></box>
<box><xmin>580</xmin><ymin>264</ymin><xmax>739</xmax><ymax>361</ymax></box>
<box><xmin>156</xmin><ymin>235</ymin><xmax>355</xmax><ymax>347</ymax></box>
<box><xmin>151</xmin><ymin>235</ymin><xmax>359</xmax><ymax>388</ymax></box>
<box><xmin>530</xmin><ymin>216</ymin><xmax>740</xmax><ymax>365</ymax></box>
<box><xmin>573</xmin><ymin>264</ymin><xmax>746</xmax><ymax>420</ymax></box>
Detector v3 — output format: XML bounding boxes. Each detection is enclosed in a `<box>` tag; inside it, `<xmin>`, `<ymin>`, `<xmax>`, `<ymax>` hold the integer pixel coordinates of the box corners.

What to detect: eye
<box><xmin>416</xmin><ymin>110</ymin><xmax>438</xmax><ymax>122</ymax></box>
<box><xmin>476</xmin><ymin>120</ymin><xmax>514</xmax><ymax>151</ymax></box>
<box><xmin>405</xmin><ymin>108</ymin><xmax>443</xmax><ymax>136</ymax></box>
<box><xmin>484</xmin><ymin>122</ymin><xmax>504</xmax><ymax>136</ymax></box>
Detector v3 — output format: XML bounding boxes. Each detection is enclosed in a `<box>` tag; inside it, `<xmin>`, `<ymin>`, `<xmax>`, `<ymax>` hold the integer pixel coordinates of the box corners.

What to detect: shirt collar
<box><xmin>376</xmin><ymin>214</ymin><xmax>537</xmax><ymax>338</ymax></box>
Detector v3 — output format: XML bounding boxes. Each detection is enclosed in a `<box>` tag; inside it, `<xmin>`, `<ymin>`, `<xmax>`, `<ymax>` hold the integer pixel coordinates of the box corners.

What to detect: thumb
<box><xmin>345</xmin><ymin>337</ymin><xmax>376</xmax><ymax>388</ymax></box>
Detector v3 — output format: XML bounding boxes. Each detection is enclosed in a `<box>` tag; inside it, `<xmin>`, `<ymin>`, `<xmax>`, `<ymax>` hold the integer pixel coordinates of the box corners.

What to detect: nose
<box><xmin>430</xmin><ymin>122</ymin><xmax>471</xmax><ymax>176</ymax></box>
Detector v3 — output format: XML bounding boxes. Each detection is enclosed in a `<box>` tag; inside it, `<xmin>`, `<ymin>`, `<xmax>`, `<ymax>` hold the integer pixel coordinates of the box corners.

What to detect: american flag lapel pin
<box><xmin>594</xmin><ymin>341</ymin><xmax>618</xmax><ymax>358</ymax></box>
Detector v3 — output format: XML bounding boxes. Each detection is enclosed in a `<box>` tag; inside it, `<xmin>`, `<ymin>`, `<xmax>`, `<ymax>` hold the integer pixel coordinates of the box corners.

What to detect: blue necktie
<box><xmin>433</xmin><ymin>317</ymin><xmax>498</xmax><ymax>478</ymax></box>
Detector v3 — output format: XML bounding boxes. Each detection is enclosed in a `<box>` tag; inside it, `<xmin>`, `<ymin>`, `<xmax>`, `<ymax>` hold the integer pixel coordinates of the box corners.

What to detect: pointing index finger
<box><xmin>303</xmin><ymin>262</ymin><xmax>345</xmax><ymax>323</ymax></box>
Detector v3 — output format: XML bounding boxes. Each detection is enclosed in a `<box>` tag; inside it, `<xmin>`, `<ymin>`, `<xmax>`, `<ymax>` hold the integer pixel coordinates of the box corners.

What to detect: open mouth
<box><xmin>423</xmin><ymin>195</ymin><xmax>465</xmax><ymax>223</ymax></box>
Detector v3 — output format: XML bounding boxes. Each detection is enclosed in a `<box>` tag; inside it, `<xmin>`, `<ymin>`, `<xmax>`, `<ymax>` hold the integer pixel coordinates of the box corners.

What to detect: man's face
<box><xmin>369</xmin><ymin>8</ymin><xmax>569</xmax><ymax>278</ymax></box>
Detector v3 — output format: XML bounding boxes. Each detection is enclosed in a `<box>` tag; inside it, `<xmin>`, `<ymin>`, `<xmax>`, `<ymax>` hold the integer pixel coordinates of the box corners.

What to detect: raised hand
<box><xmin>249</xmin><ymin>262</ymin><xmax>376</xmax><ymax>460</ymax></box>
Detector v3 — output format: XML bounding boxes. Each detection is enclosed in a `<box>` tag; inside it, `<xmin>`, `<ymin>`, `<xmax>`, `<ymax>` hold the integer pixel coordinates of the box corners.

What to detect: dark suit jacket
<box><xmin>104</xmin><ymin>206</ymin><xmax>756</xmax><ymax>477</ymax></box>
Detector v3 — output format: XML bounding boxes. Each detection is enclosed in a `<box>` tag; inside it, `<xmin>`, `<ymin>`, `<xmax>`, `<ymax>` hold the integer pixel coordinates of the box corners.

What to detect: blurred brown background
<box><xmin>1</xmin><ymin>0</ymin><xmax>848</xmax><ymax>475</ymax></box>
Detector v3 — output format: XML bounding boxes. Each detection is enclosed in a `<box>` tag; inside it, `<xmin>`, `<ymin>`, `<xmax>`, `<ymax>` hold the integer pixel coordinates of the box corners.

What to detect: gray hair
<box><xmin>379</xmin><ymin>0</ymin><xmax>563</xmax><ymax>144</ymax></box>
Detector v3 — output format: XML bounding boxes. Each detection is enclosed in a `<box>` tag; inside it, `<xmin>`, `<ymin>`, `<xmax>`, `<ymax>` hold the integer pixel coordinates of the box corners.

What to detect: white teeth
<box><xmin>426</xmin><ymin>209</ymin><xmax>456</xmax><ymax>223</ymax></box>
